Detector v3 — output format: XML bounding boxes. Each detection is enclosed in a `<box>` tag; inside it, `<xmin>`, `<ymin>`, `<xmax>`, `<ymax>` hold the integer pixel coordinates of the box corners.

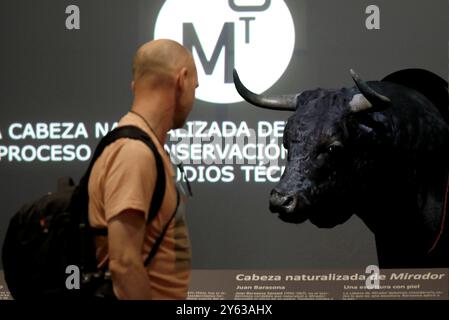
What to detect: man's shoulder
<box><xmin>107</xmin><ymin>137</ymin><xmax>156</xmax><ymax>165</ymax></box>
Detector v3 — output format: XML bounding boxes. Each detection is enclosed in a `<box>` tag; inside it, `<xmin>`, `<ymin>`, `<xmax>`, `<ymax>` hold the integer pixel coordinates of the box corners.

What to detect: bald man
<box><xmin>88</xmin><ymin>39</ymin><xmax>198</xmax><ymax>299</ymax></box>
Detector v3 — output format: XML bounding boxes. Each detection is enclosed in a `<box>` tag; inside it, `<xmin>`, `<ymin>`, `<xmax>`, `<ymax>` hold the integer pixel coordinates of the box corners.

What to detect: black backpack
<box><xmin>1</xmin><ymin>125</ymin><xmax>167</xmax><ymax>299</ymax></box>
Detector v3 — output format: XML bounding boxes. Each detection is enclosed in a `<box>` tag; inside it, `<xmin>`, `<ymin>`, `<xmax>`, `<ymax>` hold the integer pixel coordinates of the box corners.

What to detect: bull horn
<box><xmin>349</xmin><ymin>69</ymin><xmax>391</xmax><ymax>113</ymax></box>
<box><xmin>233</xmin><ymin>69</ymin><xmax>298</xmax><ymax>111</ymax></box>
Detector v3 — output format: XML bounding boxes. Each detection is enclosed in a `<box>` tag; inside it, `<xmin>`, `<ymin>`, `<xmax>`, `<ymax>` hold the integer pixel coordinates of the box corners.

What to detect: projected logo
<box><xmin>154</xmin><ymin>0</ymin><xmax>296</xmax><ymax>104</ymax></box>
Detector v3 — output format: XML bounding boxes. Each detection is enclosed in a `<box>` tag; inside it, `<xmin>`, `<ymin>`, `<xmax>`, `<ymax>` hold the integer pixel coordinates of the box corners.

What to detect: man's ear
<box><xmin>177</xmin><ymin>67</ymin><xmax>189</xmax><ymax>91</ymax></box>
<box><xmin>131</xmin><ymin>81</ymin><xmax>135</xmax><ymax>93</ymax></box>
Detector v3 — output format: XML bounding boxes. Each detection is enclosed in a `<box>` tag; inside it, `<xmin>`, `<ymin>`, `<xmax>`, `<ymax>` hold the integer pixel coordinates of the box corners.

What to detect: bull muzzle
<box><xmin>269</xmin><ymin>190</ymin><xmax>297</xmax><ymax>214</ymax></box>
<box><xmin>269</xmin><ymin>189</ymin><xmax>310</xmax><ymax>224</ymax></box>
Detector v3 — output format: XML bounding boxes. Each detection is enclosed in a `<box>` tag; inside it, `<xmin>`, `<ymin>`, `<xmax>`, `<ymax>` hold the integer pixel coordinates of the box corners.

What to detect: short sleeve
<box><xmin>103</xmin><ymin>139</ymin><xmax>156</xmax><ymax>222</ymax></box>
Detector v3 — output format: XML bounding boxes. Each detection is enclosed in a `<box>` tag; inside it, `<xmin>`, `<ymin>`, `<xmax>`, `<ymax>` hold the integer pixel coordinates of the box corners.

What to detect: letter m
<box><xmin>183</xmin><ymin>22</ymin><xmax>235</xmax><ymax>83</ymax></box>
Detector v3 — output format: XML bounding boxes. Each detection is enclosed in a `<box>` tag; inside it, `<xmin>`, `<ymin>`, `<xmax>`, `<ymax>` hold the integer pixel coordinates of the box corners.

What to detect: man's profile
<box><xmin>88</xmin><ymin>39</ymin><xmax>198</xmax><ymax>299</ymax></box>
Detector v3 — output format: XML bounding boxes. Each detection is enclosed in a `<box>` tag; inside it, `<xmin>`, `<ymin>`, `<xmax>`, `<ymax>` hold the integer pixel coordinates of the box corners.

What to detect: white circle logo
<box><xmin>154</xmin><ymin>0</ymin><xmax>296</xmax><ymax>104</ymax></box>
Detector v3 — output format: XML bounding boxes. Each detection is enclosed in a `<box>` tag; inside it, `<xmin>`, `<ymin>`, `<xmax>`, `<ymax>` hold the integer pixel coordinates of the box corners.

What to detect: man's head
<box><xmin>131</xmin><ymin>39</ymin><xmax>198</xmax><ymax>129</ymax></box>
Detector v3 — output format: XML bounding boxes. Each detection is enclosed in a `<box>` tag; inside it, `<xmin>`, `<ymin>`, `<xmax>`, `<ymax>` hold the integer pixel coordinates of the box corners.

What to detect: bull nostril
<box><xmin>282</xmin><ymin>196</ymin><xmax>294</xmax><ymax>208</ymax></box>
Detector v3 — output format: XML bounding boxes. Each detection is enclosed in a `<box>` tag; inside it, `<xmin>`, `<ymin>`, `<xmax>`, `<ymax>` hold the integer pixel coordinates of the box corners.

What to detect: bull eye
<box><xmin>327</xmin><ymin>143</ymin><xmax>343</xmax><ymax>155</ymax></box>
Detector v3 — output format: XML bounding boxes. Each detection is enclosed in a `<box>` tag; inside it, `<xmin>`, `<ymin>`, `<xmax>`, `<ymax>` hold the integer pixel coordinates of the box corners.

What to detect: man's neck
<box><xmin>131</xmin><ymin>93</ymin><xmax>174</xmax><ymax>143</ymax></box>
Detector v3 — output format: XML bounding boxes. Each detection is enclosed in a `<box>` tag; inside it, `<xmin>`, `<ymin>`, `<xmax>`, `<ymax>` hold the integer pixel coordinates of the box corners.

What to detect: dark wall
<box><xmin>0</xmin><ymin>0</ymin><xmax>447</xmax><ymax>270</ymax></box>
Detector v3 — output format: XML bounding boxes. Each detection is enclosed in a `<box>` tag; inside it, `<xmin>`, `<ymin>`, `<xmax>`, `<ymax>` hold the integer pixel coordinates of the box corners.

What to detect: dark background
<box><xmin>0</xmin><ymin>0</ymin><xmax>447</xmax><ymax>270</ymax></box>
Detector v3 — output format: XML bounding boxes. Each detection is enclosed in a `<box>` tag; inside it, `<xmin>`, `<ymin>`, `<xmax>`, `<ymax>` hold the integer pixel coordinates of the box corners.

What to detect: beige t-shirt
<box><xmin>88</xmin><ymin>112</ymin><xmax>191</xmax><ymax>299</ymax></box>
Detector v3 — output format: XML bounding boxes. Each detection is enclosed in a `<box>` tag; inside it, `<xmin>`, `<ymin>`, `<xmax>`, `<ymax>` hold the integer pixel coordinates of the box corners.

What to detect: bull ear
<box><xmin>349</xmin><ymin>69</ymin><xmax>391</xmax><ymax>113</ymax></box>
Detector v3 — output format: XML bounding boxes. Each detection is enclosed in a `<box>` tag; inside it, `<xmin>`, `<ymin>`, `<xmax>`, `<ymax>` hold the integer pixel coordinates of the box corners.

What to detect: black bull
<box><xmin>234</xmin><ymin>68</ymin><xmax>449</xmax><ymax>268</ymax></box>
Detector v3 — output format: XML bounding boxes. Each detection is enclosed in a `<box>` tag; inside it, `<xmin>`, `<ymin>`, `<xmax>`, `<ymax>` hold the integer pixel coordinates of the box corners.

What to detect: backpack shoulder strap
<box><xmin>78</xmin><ymin>125</ymin><xmax>166</xmax><ymax>226</ymax></box>
<box><xmin>115</xmin><ymin>126</ymin><xmax>166</xmax><ymax>224</ymax></box>
<box><xmin>73</xmin><ymin>125</ymin><xmax>167</xmax><ymax>279</ymax></box>
<box><xmin>144</xmin><ymin>189</ymin><xmax>180</xmax><ymax>266</ymax></box>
